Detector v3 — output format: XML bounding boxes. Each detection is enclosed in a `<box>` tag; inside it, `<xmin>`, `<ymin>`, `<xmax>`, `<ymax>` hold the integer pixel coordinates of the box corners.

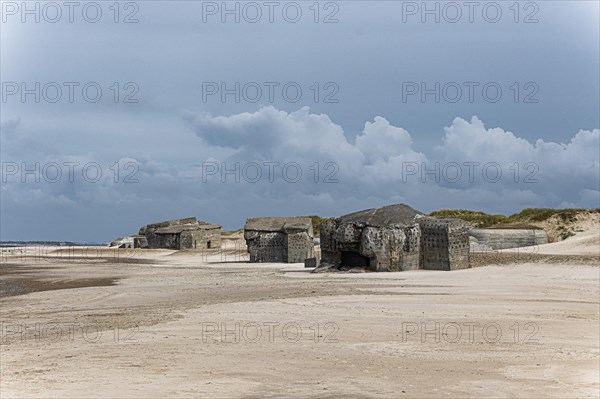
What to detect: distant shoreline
<box><xmin>0</xmin><ymin>241</ymin><xmax>103</xmax><ymax>248</ymax></box>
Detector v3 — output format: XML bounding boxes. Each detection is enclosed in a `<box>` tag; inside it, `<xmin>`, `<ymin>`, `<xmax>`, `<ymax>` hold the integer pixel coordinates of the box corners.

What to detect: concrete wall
<box><xmin>245</xmin><ymin>231</ymin><xmax>287</xmax><ymax>262</ymax></box>
<box><xmin>419</xmin><ymin>218</ymin><xmax>470</xmax><ymax>271</ymax></box>
<box><xmin>202</xmin><ymin>229</ymin><xmax>222</xmax><ymax>249</ymax></box>
<box><xmin>146</xmin><ymin>232</ymin><xmax>180</xmax><ymax>249</ymax></box>
<box><xmin>182</xmin><ymin>228</ymin><xmax>222</xmax><ymax>250</ymax></box>
<box><xmin>285</xmin><ymin>231</ymin><xmax>314</xmax><ymax>263</ymax></box>
<box><xmin>401</xmin><ymin>224</ymin><xmax>422</xmax><ymax>271</ymax></box>
<box><xmin>360</xmin><ymin>226</ymin><xmax>403</xmax><ymax>271</ymax></box>
<box><xmin>469</xmin><ymin>229</ymin><xmax>548</xmax><ymax>250</ymax></box>
<box><xmin>319</xmin><ymin>218</ymin><xmax>341</xmax><ymax>266</ymax></box>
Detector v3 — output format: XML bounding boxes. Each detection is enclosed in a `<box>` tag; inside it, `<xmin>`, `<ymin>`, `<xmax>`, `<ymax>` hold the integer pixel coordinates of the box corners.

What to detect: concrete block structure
<box><xmin>417</xmin><ymin>217</ymin><xmax>470</xmax><ymax>271</ymax></box>
<box><xmin>244</xmin><ymin>217</ymin><xmax>314</xmax><ymax>263</ymax></box>
<box><xmin>469</xmin><ymin>228</ymin><xmax>548</xmax><ymax>250</ymax></box>
<box><xmin>140</xmin><ymin>217</ymin><xmax>222</xmax><ymax>250</ymax></box>
<box><xmin>317</xmin><ymin>204</ymin><xmax>471</xmax><ymax>272</ymax></box>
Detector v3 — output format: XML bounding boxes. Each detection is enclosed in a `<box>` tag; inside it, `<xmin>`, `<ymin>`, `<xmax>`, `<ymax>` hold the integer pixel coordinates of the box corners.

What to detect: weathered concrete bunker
<box><xmin>417</xmin><ymin>217</ymin><xmax>470</xmax><ymax>271</ymax></box>
<box><xmin>318</xmin><ymin>204</ymin><xmax>470</xmax><ymax>272</ymax></box>
<box><xmin>244</xmin><ymin>217</ymin><xmax>314</xmax><ymax>263</ymax></box>
<box><xmin>320</xmin><ymin>204</ymin><xmax>422</xmax><ymax>272</ymax></box>
<box><xmin>469</xmin><ymin>228</ymin><xmax>548</xmax><ymax>250</ymax></box>
<box><xmin>140</xmin><ymin>217</ymin><xmax>222</xmax><ymax>250</ymax></box>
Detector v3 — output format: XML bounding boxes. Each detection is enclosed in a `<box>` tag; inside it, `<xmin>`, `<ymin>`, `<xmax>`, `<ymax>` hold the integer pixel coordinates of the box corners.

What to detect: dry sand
<box><xmin>1</xmin><ymin>233</ymin><xmax>599</xmax><ymax>398</ymax></box>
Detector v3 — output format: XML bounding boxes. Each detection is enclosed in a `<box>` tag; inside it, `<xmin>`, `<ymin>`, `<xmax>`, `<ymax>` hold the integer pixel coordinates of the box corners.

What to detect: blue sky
<box><xmin>1</xmin><ymin>0</ymin><xmax>599</xmax><ymax>242</ymax></box>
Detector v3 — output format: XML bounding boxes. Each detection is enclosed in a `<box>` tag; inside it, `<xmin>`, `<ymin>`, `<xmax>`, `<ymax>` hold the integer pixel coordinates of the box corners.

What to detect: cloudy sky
<box><xmin>1</xmin><ymin>0</ymin><xmax>599</xmax><ymax>242</ymax></box>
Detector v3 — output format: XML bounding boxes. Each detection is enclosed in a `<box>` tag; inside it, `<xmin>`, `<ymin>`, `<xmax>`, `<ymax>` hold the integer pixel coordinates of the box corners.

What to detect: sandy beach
<box><xmin>1</xmin><ymin>233</ymin><xmax>598</xmax><ymax>398</ymax></box>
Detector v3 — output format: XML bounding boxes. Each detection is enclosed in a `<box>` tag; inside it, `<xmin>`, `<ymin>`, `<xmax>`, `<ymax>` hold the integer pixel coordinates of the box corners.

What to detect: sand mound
<box><xmin>533</xmin><ymin>211</ymin><xmax>600</xmax><ymax>243</ymax></box>
<box><xmin>497</xmin><ymin>212</ymin><xmax>600</xmax><ymax>256</ymax></box>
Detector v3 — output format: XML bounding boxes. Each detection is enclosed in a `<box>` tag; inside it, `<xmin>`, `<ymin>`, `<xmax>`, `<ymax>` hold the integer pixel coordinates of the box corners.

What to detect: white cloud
<box><xmin>184</xmin><ymin>107</ymin><xmax>599</xmax><ymax>210</ymax></box>
<box><xmin>436</xmin><ymin>116</ymin><xmax>534</xmax><ymax>165</ymax></box>
<box><xmin>436</xmin><ymin>116</ymin><xmax>599</xmax><ymax>177</ymax></box>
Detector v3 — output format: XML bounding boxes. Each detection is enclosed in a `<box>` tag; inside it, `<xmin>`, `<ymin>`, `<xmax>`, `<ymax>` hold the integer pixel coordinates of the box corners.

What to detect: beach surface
<box><xmin>1</xmin><ymin>232</ymin><xmax>598</xmax><ymax>398</ymax></box>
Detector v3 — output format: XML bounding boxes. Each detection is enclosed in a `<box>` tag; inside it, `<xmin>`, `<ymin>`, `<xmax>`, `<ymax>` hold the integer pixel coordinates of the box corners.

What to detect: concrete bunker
<box><xmin>469</xmin><ymin>228</ymin><xmax>548</xmax><ymax>250</ymax></box>
<box><xmin>317</xmin><ymin>204</ymin><xmax>470</xmax><ymax>272</ymax></box>
<box><xmin>244</xmin><ymin>217</ymin><xmax>314</xmax><ymax>263</ymax></box>
<box><xmin>139</xmin><ymin>217</ymin><xmax>222</xmax><ymax>250</ymax></box>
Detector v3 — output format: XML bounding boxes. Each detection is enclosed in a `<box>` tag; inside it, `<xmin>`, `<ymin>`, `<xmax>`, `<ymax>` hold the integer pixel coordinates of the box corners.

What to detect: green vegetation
<box><xmin>429</xmin><ymin>208</ymin><xmax>599</xmax><ymax>229</ymax></box>
<box><xmin>556</xmin><ymin>225</ymin><xmax>585</xmax><ymax>240</ymax></box>
<box><xmin>557</xmin><ymin>226</ymin><xmax>576</xmax><ymax>240</ymax></box>
<box><xmin>506</xmin><ymin>208</ymin><xmax>599</xmax><ymax>223</ymax></box>
<box><xmin>428</xmin><ymin>210</ymin><xmax>507</xmax><ymax>228</ymax></box>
